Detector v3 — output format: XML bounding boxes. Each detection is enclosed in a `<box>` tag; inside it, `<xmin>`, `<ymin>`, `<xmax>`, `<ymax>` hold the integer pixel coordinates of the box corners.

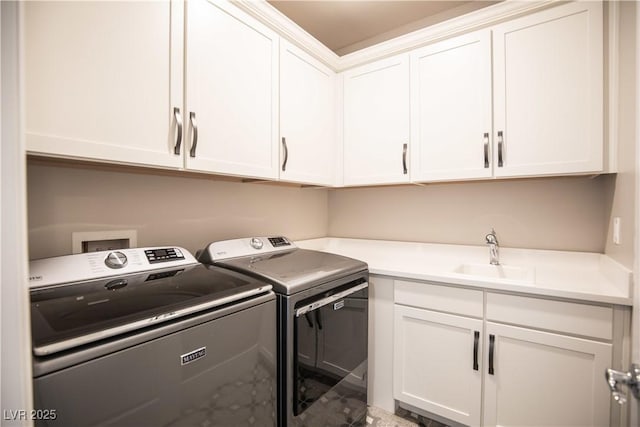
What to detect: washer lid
<box><xmin>30</xmin><ymin>264</ymin><xmax>272</xmax><ymax>356</ymax></box>
<box><xmin>214</xmin><ymin>249</ymin><xmax>368</xmax><ymax>295</ymax></box>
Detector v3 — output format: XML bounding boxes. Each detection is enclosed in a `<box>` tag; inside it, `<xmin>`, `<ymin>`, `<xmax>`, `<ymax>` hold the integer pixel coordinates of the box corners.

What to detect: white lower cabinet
<box><xmin>393</xmin><ymin>280</ymin><xmax>614</xmax><ymax>427</ymax></box>
<box><xmin>394</xmin><ymin>306</ymin><xmax>483</xmax><ymax>426</ymax></box>
<box><xmin>368</xmin><ymin>276</ymin><xmax>396</xmax><ymax>412</ymax></box>
<box><xmin>483</xmin><ymin>322</ymin><xmax>611</xmax><ymax>427</ymax></box>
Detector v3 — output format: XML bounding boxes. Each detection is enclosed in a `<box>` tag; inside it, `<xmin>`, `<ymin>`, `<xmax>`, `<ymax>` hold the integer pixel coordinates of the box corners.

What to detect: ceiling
<box><xmin>268</xmin><ymin>1</ymin><xmax>501</xmax><ymax>56</ymax></box>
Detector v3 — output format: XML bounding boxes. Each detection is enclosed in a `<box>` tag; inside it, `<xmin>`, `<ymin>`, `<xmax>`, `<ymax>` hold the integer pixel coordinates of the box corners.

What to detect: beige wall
<box><xmin>28</xmin><ymin>161</ymin><xmax>618</xmax><ymax>260</ymax></box>
<box><xmin>329</xmin><ymin>176</ymin><xmax>613</xmax><ymax>253</ymax></box>
<box><xmin>604</xmin><ymin>0</ymin><xmax>637</xmax><ymax>270</ymax></box>
<box><xmin>27</xmin><ymin>160</ymin><xmax>329</xmax><ymax>259</ymax></box>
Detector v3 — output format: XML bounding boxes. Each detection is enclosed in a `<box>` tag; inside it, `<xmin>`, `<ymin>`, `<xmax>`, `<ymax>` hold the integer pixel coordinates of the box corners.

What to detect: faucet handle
<box><xmin>485</xmin><ymin>228</ymin><xmax>499</xmax><ymax>245</ymax></box>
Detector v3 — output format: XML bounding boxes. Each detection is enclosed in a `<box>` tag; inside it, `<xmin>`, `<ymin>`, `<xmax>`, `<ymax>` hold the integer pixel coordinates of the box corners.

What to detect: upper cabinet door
<box><xmin>342</xmin><ymin>55</ymin><xmax>411</xmax><ymax>186</ymax></box>
<box><xmin>410</xmin><ymin>30</ymin><xmax>492</xmax><ymax>182</ymax></box>
<box><xmin>280</xmin><ymin>41</ymin><xmax>335</xmax><ymax>186</ymax></box>
<box><xmin>185</xmin><ymin>0</ymin><xmax>279</xmax><ymax>180</ymax></box>
<box><xmin>492</xmin><ymin>1</ymin><xmax>603</xmax><ymax>178</ymax></box>
<box><xmin>24</xmin><ymin>1</ymin><xmax>184</xmax><ymax>169</ymax></box>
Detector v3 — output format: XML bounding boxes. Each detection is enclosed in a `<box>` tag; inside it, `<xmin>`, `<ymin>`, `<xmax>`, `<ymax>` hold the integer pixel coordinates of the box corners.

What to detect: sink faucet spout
<box><xmin>485</xmin><ymin>228</ymin><xmax>500</xmax><ymax>265</ymax></box>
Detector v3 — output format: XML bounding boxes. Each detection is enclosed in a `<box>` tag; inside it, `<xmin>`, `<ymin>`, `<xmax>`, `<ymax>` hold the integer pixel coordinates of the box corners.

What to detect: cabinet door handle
<box><xmin>282</xmin><ymin>137</ymin><xmax>288</xmax><ymax>172</ymax></box>
<box><xmin>189</xmin><ymin>112</ymin><xmax>198</xmax><ymax>158</ymax></box>
<box><xmin>173</xmin><ymin>107</ymin><xmax>183</xmax><ymax>155</ymax></box>
<box><xmin>483</xmin><ymin>133</ymin><xmax>490</xmax><ymax>168</ymax></box>
<box><xmin>497</xmin><ymin>131</ymin><xmax>504</xmax><ymax>167</ymax></box>
<box><xmin>402</xmin><ymin>143</ymin><xmax>408</xmax><ymax>175</ymax></box>
<box><xmin>488</xmin><ymin>334</ymin><xmax>495</xmax><ymax>375</ymax></box>
<box><xmin>473</xmin><ymin>331</ymin><xmax>480</xmax><ymax>371</ymax></box>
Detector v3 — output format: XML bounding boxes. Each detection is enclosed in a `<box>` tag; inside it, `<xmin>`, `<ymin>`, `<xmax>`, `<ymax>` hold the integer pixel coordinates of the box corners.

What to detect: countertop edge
<box><xmin>296</xmin><ymin>237</ymin><xmax>634</xmax><ymax>307</ymax></box>
<box><xmin>368</xmin><ymin>269</ymin><xmax>633</xmax><ymax>306</ymax></box>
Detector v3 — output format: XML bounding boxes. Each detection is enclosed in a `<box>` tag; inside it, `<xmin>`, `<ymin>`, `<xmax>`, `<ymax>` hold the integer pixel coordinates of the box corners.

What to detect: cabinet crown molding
<box><xmin>233</xmin><ymin>0</ymin><xmax>558</xmax><ymax>72</ymax></box>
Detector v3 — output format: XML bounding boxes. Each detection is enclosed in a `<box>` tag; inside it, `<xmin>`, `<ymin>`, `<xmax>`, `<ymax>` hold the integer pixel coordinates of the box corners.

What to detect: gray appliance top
<box><xmin>30</xmin><ymin>247</ymin><xmax>273</xmax><ymax>356</ymax></box>
<box><xmin>198</xmin><ymin>237</ymin><xmax>368</xmax><ymax>295</ymax></box>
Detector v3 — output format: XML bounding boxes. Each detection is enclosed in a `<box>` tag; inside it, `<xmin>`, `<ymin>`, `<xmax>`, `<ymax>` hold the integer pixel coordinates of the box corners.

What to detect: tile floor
<box><xmin>367</xmin><ymin>406</ymin><xmax>450</xmax><ymax>427</ymax></box>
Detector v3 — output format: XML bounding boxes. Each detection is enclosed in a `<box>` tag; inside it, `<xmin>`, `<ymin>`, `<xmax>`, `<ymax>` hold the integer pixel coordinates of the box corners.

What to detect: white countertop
<box><xmin>296</xmin><ymin>237</ymin><xmax>633</xmax><ymax>306</ymax></box>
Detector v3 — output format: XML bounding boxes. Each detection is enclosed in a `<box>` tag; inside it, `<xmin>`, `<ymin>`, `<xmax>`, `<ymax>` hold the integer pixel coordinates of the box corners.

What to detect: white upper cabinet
<box><xmin>184</xmin><ymin>0</ymin><xmax>279</xmax><ymax>179</ymax></box>
<box><xmin>24</xmin><ymin>1</ymin><xmax>184</xmax><ymax>169</ymax></box>
<box><xmin>342</xmin><ymin>55</ymin><xmax>411</xmax><ymax>186</ymax></box>
<box><xmin>280</xmin><ymin>41</ymin><xmax>335</xmax><ymax>186</ymax></box>
<box><xmin>23</xmin><ymin>0</ymin><xmax>606</xmax><ymax>184</ymax></box>
<box><xmin>492</xmin><ymin>1</ymin><xmax>603</xmax><ymax>177</ymax></box>
<box><xmin>345</xmin><ymin>1</ymin><xmax>604</xmax><ymax>185</ymax></box>
<box><xmin>410</xmin><ymin>30</ymin><xmax>492</xmax><ymax>182</ymax></box>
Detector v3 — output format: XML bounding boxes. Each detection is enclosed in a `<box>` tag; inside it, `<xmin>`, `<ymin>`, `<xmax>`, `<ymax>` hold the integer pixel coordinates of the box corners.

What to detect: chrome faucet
<box><xmin>485</xmin><ymin>228</ymin><xmax>500</xmax><ymax>265</ymax></box>
<box><xmin>606</xmin><ymin>364</ymin><xmax>640</xmax><ymax>405</ymax></box>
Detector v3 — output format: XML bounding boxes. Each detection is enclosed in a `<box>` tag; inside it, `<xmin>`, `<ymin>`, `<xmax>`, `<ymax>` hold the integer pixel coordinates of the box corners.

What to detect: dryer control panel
<box><xmin>198</xmin><ymin>236</ymin><xmax>296</xmax><ymax>263</ymax></box>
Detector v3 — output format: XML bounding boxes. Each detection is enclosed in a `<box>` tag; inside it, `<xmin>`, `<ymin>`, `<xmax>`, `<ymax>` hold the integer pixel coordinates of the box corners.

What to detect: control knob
<box><xmin>250</xmin><ymin>237</ymin><xmax>264</xmax><ymax>250</ymax></box>
<box><xmin>104</xmin><ymin>251</ymin><xmax>128</xmax><ymax>269</ymax></box>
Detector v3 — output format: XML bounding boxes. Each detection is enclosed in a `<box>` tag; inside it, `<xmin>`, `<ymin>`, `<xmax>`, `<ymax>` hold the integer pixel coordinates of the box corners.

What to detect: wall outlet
<box><xmin>613</xmin><ymin>217</ymin><xmax>621</xmax><ymax>245</ymax></box>
<box><xmin>72</xmin><ymin>230</ymin><xmax>138</xmax><ymax>254</ymax></box>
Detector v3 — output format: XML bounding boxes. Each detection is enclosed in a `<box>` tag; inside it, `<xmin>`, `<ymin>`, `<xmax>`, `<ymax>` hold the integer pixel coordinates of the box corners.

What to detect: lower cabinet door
<box><xmin>393</xmin><ymin>305</ymin><xmax>482</xmax><ymax>426</ymax></box>
<box><xmin>483</xmin><ymin>322</ymin><xmax>612</xmax><ymax>427</ymax></box>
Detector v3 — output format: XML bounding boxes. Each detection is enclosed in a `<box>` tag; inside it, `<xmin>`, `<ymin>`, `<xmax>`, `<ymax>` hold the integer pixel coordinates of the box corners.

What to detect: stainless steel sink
<box><xmin>452</xmin><ymin>263</ymin><xmax>535</xmax><ymax>283</ymax></box>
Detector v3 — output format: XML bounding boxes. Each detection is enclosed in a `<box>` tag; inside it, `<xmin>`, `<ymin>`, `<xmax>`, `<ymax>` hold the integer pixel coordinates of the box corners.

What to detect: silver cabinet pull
<box><xmin>483</xmin><ymin>132</ymin><xmax>490</xmax><ymax>168</ymax></box>
<box><xmin>402</xmin><ymin>143</ymin><xmax>408</xmax><ymax>175</ymax></box>
<box><xmin>189</xmin><ymin>112</ymin><xmax>198</xmax><ymax>158</ymax></box>
<box><xmin>173</xmin><ymin>107</ymin><xmax>183</xmax><ymax>155</ymax></box>
<box><xmin>281</xmin><ymin>137</ymin><xmax>288</xmax><ymax>172</ymax></box>
<box><xmin>497</xmin><ymin>131</ymin><xmax>504</xmax><ymax>167</ymax></box>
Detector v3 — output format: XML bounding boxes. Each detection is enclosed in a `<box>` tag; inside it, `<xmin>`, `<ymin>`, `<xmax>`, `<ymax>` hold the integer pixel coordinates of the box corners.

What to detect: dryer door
<box><xmin>292</xmin><ymin>279</ymin><xmax>368</xmax><ymax>416</ymax></box>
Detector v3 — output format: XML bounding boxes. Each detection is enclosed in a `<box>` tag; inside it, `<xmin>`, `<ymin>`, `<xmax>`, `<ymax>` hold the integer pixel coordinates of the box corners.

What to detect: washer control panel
<box><xmin>267</xmin><ymin>236</ymin><xmax>291</xmax><ymax>248</ymax></box>
<box><xmin>29</xmin><ymin>247</ymin><xmax>197</xmax><ymax>289</ymax></box>
<box><xmin>144</xmin><ymin>248</ymin><xmax>185</xmax><ymax>264</ymax></box>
